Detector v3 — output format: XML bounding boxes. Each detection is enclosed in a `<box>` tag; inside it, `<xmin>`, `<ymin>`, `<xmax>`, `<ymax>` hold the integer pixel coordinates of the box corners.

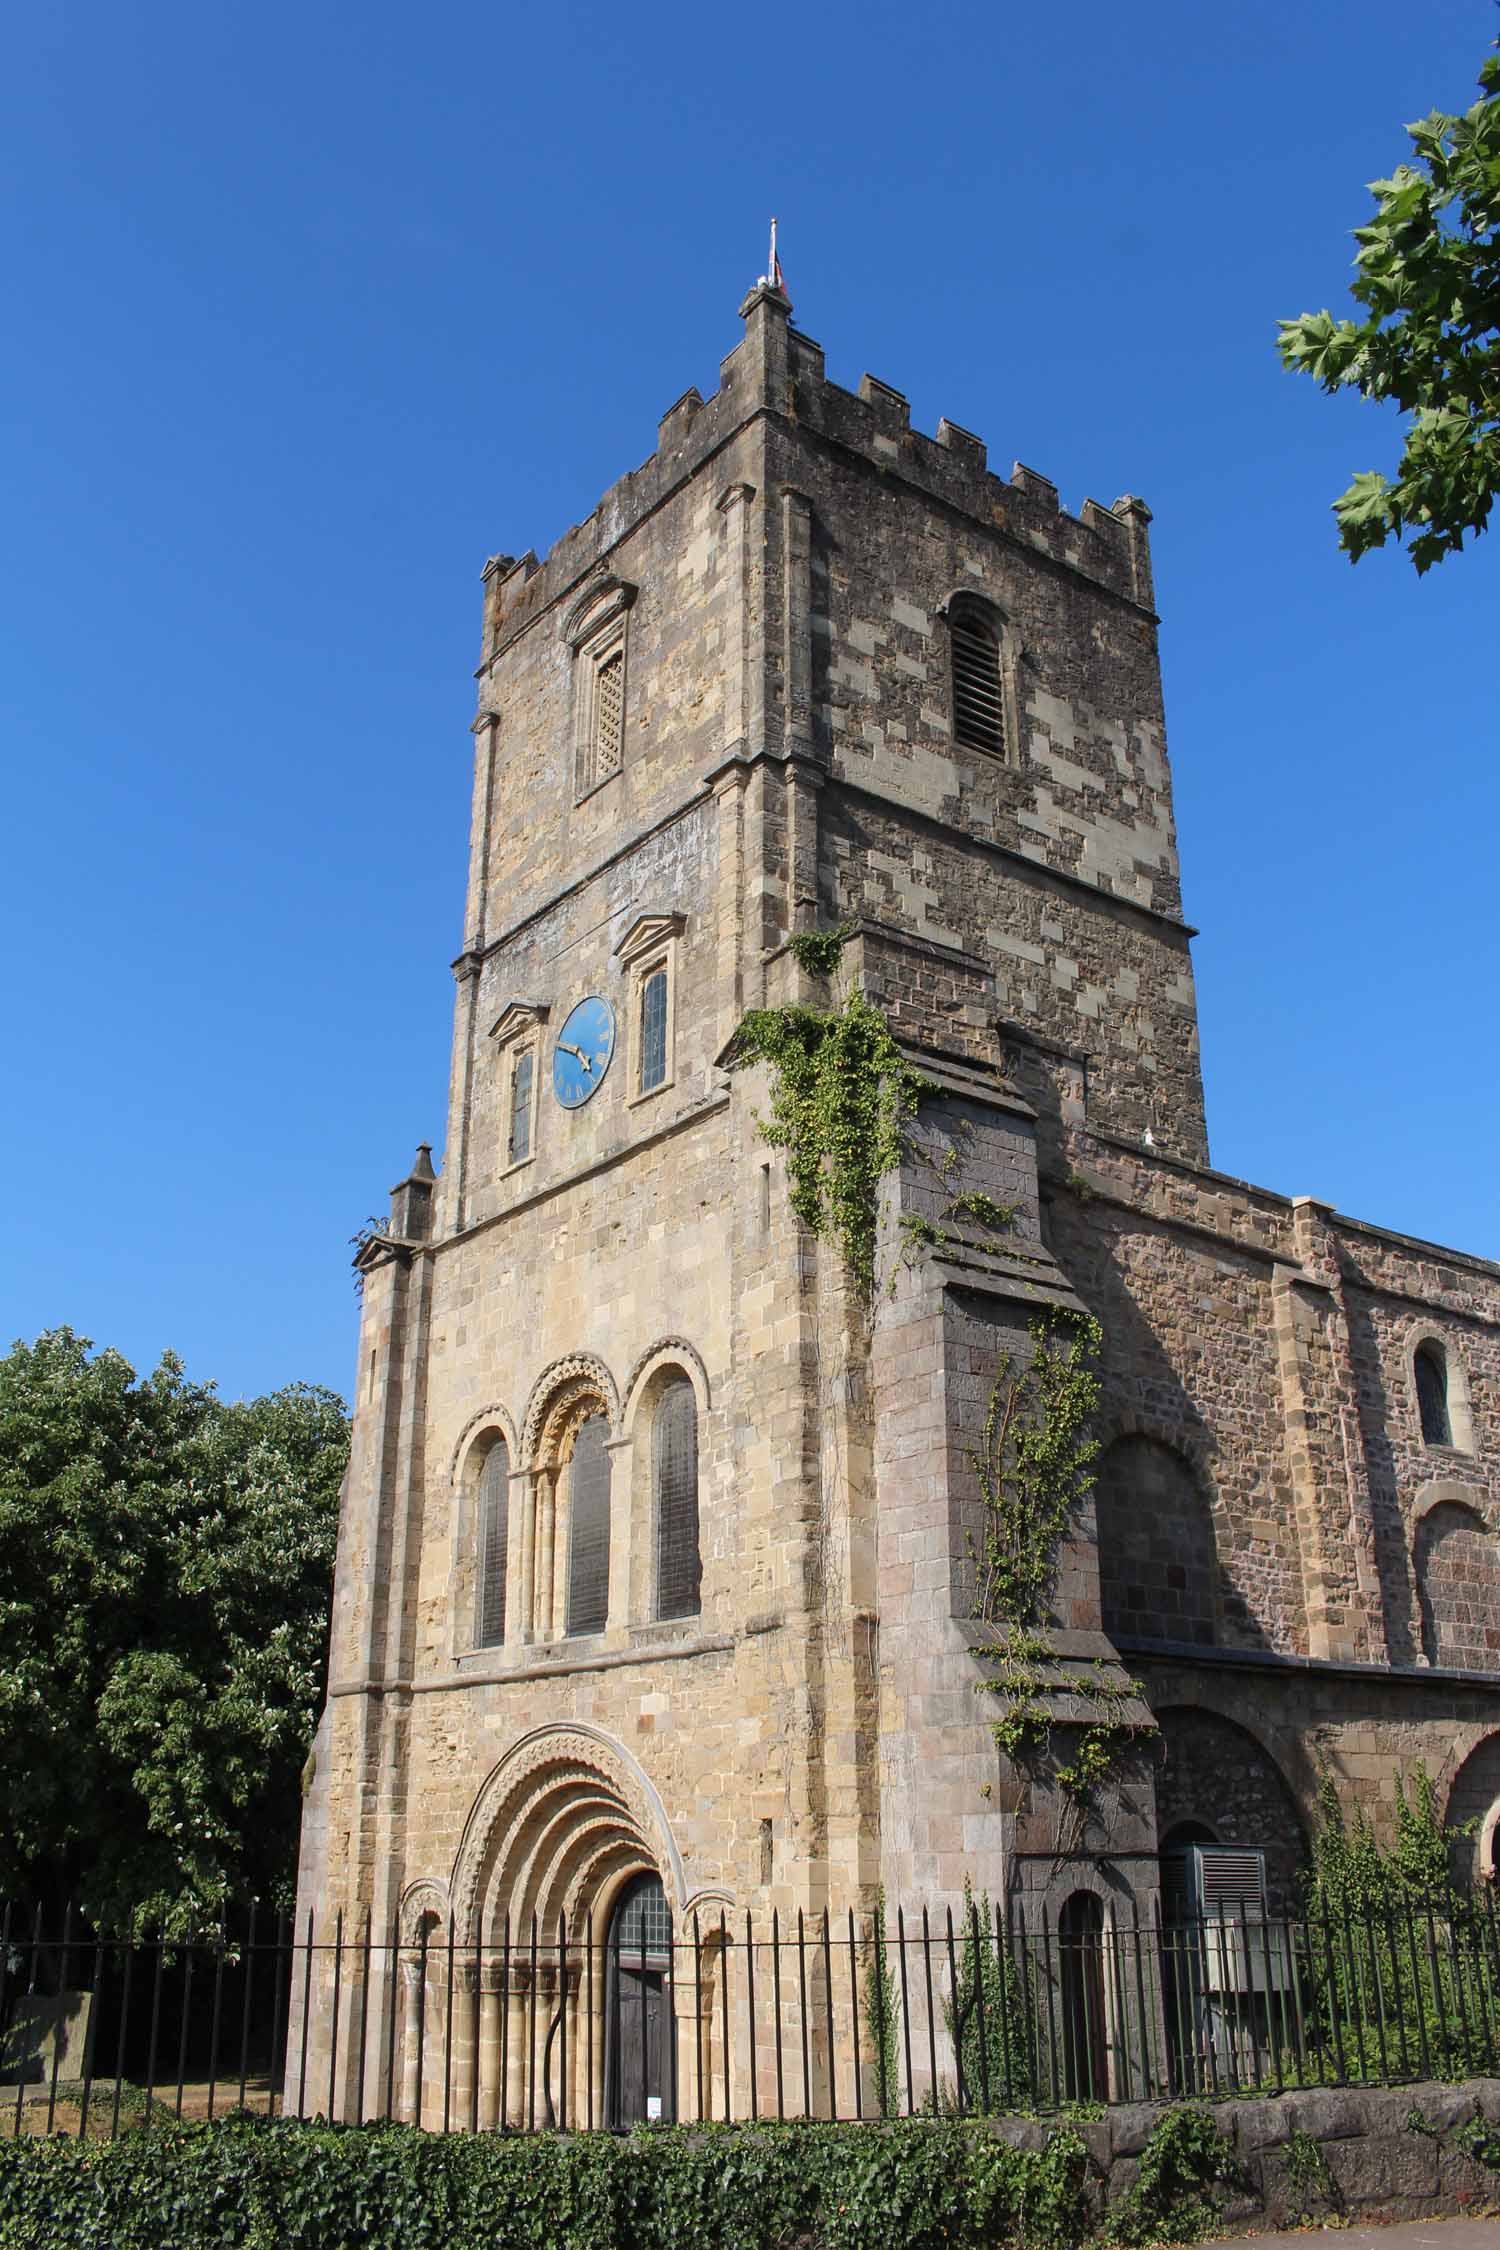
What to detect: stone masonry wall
<box><xmin>1054</xmin><ymin>2079</ymin><xmax>1500</xmax><ymax>2232</ymax></box>
<box><xmin>1096</xmin><ymin>1434</ymin><xmax>1218</xmax><ymax>1649</ymax></box>
<box><xmin>757</xmin><ymin>384</ymin><xmax>1207</xmax><ymax>1165</ymax></box>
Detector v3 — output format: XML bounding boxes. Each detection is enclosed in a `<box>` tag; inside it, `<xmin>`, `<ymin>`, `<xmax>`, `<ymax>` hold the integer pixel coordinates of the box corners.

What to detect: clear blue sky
<box><xmin>3</xmin><ymin>0</ymin><xmax>1496</xmax><ymax>1405</ymax></box>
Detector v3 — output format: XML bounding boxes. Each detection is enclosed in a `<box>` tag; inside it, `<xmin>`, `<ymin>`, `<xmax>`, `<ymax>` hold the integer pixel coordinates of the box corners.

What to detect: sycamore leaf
<box><xmin>1279</xmin><ymin>37</ymin><xmax>1500</xmax><ymax>569</ymax></box>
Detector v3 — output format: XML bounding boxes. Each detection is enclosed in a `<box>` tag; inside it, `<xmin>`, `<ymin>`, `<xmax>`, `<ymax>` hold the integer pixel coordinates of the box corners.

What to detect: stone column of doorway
<box><xmin>478</xmin><ymin>1965</ymin><xmax>503</xmax><ymax>2129</ymax></box>
<box><xmin>399</xmin><ymin>1958</ymin><xmax>424</xmax><ymax>2126</ymax></box>
<box><xmin>454</xmin><ymin>1964</ymin><xmax>480</xmax><ymax>2131</ymax></box>
<box><xmin>503</xmin><ymin>1966</ymin><xmax>530</xmax><ymax>2127</ymax></box>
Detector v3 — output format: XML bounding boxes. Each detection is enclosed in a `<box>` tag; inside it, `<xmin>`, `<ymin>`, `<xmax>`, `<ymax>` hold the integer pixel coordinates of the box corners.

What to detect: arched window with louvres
<box><xmin>566</xmin><ymin>1412</ymin><xmax>612</xmax><ymax>1636</ymax></box>
<box><xmin>654</xmin><ymin>1378</ymin><xmax>700</xmax><ymax>1620</ymax></box>
<box><xmin>476</xmin><ymin>1438</ymin><xmax>509</xmax><ymax>1648</ymax></box>
<box><xmin>949</xmin><ymin>598</ymin><xmax>1005</xmax><ymax>757</ymax></box>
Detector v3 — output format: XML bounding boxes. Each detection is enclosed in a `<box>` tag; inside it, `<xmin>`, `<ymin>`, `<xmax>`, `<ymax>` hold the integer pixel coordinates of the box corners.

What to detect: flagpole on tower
<box><xmin>765</xmin><ymin>216</ymin><xmax>788</xmax><ymax>307</ymax></box>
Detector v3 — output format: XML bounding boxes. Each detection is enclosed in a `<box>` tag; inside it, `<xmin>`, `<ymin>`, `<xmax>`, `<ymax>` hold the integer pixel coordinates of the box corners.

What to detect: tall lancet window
<box><xmin>566</xmin><ymin>1412</ymin><xmax>611</xmax><ymax>1635</ymax></box>
<box><xmin>477</xmin><ymin>1439</ymin><xmax>509</xmax><ymax>1648</ymax></box>
<box><xmin>640</xmin><ymin>967</ymin><xmax>668</xmax><ymax>1094</ymax></box>
<box><xmin>950</xmin><ymin>599</ymin><xmax>1005</xmax><ymax>756</ymax></box>
<box><xmin>1416</xmin><ymin>1343</ymin><xmax>1452</xmax><ymax>1448</ymax></box>
<box><xmin>654</xmin><ymin>1378</ymin><xmax>701</xmax><ymax>1620</ymax></box>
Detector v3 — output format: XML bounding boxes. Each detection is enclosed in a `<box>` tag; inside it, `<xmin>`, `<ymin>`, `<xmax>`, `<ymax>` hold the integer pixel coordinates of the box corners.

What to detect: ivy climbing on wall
<box><xmin>733</xmin><ymin>946</ymin><xmax>933</xmax><ymax>1304</ymax></box>
<box><xmin>735</xmin><ymin>929</ymin><xmax>1147</xmax><ymax>1815</ymax></box>
<box><xmin>967</xmin><ymin>1311</ymin><xmax>1153</xmax><ymax>1807</ymax></box>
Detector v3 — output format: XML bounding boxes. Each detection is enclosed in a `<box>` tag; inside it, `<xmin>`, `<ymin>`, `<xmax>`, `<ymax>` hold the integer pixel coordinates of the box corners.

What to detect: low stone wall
<box><xmin>1014</xmin><ymin>2078</ymin><xmax>1500</xmax><ymax>2232</ymax></box>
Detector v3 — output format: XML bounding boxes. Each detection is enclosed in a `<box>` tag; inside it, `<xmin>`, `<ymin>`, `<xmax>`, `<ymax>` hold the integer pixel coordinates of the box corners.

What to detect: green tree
<box><xmin>1301</xmin><ymin>1767</ymin><xmax>1494</xmax><ymax>2080</ymax></box>
<box><xmin>0</xmin><ymin>1329</ymin><xmax>347</xmax><ymax>1931</ymax></box>
<box><xmin>1278</xmin><ymin>44</ymin><xmax>1500</xmax><ymax>571</ymax></box>
<box><xmin>943</xmin><ymin>1881</ymin><xmax>1034</xmax><ymax>2113</ymax></box>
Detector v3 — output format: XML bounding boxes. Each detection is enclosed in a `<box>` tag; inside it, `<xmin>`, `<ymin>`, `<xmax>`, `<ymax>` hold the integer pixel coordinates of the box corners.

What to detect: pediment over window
<box><xmin>562</xmin><ymin>575</ymin><xmax>637</xmax><ymax>651</ymax></box>
<box><xmin>488</xmin><ymin>999</ymin><xmax>550</xmax><ymax>1048</ymax></box>
<box><xmin>614</xmin><ymin>912</ymin><xmax>686</xmax><ymax>969</ymax></box>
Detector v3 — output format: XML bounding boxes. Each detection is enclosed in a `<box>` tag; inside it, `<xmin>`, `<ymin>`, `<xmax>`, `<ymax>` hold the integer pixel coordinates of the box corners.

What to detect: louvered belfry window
<box><xmin>640</xmin><ymin>967</ymin><xmax>668</xmax><ymax>1093</ymax></box>
<box><xmin>566</xmin><ymin>1412</ymin><xmax>611</xmax><ymax>1635</ymax></box>
<box><xmin>654</xmin><ymin>1378</ymin><xmax>701</xmax><ymax>1620</ymax></box>
<box><xmin>594</xmin><ymin>647</ymin><xmax>624</xmax><ymax>780</ymax></box>
<box><xmin>477</xmin><ymin>1439</ymin><xmax>509</xmax><ymax>1648</ymax></box>
<box><xmin>950</xmin><ymin>603</ymin><xmax>1005</xmax><ymax>755</ymax></box>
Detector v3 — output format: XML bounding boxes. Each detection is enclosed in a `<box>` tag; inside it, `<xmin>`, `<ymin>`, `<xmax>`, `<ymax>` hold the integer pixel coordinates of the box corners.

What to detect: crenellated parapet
<box><xmin>477</xmin><ymin>284</ymin><xmax>1156</xmax><ymax>683</ymax></box>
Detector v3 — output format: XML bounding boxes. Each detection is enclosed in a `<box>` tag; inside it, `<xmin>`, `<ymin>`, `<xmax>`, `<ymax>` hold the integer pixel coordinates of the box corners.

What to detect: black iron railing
<box><xmin>5</xmin><ymin>1889</ymin><xmax>1500</xmax><ymax>2139</ymax></box>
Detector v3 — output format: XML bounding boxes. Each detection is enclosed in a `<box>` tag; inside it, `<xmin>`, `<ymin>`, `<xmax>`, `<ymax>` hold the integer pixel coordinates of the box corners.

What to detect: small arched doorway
<box><xmin>1058</xmin><ymin>1893</ymin><xmax>1108</xmax><ymax>2102</ymax></box>
<box><xmin>606</xmin><ymin>1871</ymin><xmax>674</xmax><ymax>2124</ymax></box>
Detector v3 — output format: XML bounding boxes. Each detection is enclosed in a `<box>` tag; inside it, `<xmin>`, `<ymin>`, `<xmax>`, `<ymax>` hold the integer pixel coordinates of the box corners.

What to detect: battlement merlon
<box><xmin>477</xmin><ymin>284</ymin><xmax>1157</xmax><ymax>670</ymax></box>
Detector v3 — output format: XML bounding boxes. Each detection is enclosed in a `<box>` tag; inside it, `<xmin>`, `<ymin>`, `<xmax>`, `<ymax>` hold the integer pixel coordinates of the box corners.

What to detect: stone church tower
<box><xmin>293</xmin><ymin>281</ymin><xmax>1500</xmax><ymax>2124</ymax></box>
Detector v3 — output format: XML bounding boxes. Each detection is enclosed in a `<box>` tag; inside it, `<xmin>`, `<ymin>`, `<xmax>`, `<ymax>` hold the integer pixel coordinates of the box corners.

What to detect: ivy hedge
<box><xmin>0</xmin><ymin>2105</ymin><xmax>1245</xmax><ymax>2250</ymax></box>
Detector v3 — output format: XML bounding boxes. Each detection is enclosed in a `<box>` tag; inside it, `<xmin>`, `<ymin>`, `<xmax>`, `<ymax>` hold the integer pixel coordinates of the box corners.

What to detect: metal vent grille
<box><xmin>1197</xmin><ymin>1848</ymin><xmax>1267</xmax><ymax>1909</ymax></box>
<box><xmin>1159</xmin><ymin>1851</ymin><xmax>1192</xmax><ymax>1921</ymax></box>
<box><xmin>951</xmin><ymin>609</ymin><xmax>1004</xmax><ymax>755</ymax></box>
<box><xmin>595</xmin><ymin>648</ymin><xmax>624</xmax><ymax>778</ymax></box>
<box><xmin>654</xmin><ymin>1378</ymin><xmax>700</xmax><ymax>1620</ymax></box>
<box><xmin>566</xmin><ymin>1413</ymin><xmax>611</xmax><ymax>1636</ymax></box>
<box><xmin>477</xmin><ymin>1439</ymin><xmax>509</xmax><ymax>1648</ymax></box>
<box><xmin>640</xmin><ymin>968</ymin><xmax>668</xmax><ymax>1094</ymax></box>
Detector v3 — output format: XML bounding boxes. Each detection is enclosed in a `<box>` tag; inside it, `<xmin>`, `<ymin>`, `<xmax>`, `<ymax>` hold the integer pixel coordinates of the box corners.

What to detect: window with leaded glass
<box><xmin>950</xmin><ymin>601</ymin><xmax>1005</xmax><ymax>756</ymax></box>
<box><xmin>610</xmin><ymin>1870</ymin><xmax>671</xmax><ymax>1960</ymax></box>
<box><xmin>654</xmin><ymin>1378</ymin><xmax>700</xmax><ymax>1620</ymax></box>
<box><xmin>477</xmin><ymin>1439</ymin><xmax>509</xmax><ymax>1647</ymax></box>
<box><xmin>639</xmin><ymin>967</ymin><xmax>668</xmax><ymax>1094</ymax></box>
<box><xmin>566</xmin><ymin>1412</ymin><xmax>611</xmax><ymax>1635</ymax></box>
<box><xmin>1416</xmin><ymin>1344</ymin><xmax>1452</xmax><ymax>1447</ymax></box>
<box><xmin>508</xmin><ymin>1049</ymin><xmax>533</xmax><ymax>1166</ymax></box>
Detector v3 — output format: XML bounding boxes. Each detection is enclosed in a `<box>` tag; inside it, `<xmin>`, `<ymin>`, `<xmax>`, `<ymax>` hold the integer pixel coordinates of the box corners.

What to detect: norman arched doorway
<box><xmin>1058</xmin><ymin>1893</ymin><xmax>1108</xmax><ymax>2102</ymax></box>
<box><xmin>606</xmin><ymin>1871</ymin><xmax>674</xmax><ymax>2123</ymax></box>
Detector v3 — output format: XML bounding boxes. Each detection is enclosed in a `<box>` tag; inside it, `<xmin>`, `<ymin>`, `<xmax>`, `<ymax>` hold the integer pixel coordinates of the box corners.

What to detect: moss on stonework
<box><xmin>785</xmin><ymin>922</ymin><xmax>855</xmax><ymax>978</ymax></box>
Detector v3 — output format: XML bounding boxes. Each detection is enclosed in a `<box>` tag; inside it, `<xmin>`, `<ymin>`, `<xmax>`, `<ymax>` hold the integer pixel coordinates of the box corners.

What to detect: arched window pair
<box><xmin>474</xmin><ymin>1378</ymin><xmax>700</xmax><ymax>1649</ymax></box>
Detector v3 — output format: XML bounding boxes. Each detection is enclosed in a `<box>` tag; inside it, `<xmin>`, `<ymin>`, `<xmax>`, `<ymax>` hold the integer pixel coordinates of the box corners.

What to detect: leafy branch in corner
<box><xmin>1278</xmin><ymin>43</ymin><xmax>1500</xmax><ymax>572</ymax></box>
<box><xmin>348</xmin><ymin>1213</ymin><xmax>390</xmax><ymax>1298</ymax></box>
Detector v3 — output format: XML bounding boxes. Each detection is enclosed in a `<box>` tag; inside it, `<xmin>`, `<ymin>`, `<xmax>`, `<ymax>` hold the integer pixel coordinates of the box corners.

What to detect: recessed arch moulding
<box><xmin>449</xmin><ymin>1723</ymin><xmax>693</xmax><ymax>1946</ymax></box>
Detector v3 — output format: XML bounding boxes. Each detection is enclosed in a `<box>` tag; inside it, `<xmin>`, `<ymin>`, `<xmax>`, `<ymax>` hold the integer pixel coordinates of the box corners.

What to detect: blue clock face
<box><xmin>552</xmin><ymin>996</ymin><xmax>616</xmax><ymax>1108</ymax></box>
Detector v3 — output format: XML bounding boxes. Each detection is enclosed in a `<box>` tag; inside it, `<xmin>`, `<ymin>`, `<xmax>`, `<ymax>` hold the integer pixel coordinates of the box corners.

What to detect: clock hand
<box><xmin>559</xmin><ymin>1041</ymin><xmax>593</xmax><ymax>1073</ymax></box>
